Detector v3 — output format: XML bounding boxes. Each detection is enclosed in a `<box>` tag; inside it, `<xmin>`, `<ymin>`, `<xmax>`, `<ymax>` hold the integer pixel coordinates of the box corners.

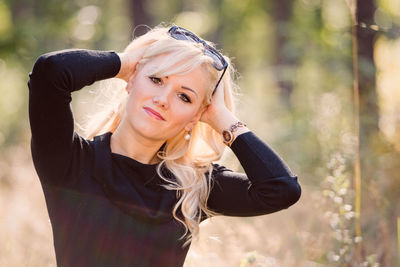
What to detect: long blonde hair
<box><xmin>82</xmin><ymin>24</ymin><xmax>239</xmax><ymax>247</ymax></box>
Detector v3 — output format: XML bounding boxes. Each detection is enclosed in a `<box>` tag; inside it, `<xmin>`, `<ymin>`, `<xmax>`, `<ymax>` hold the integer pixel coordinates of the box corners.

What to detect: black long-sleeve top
<box><xmin>27</xmin><ymin>49</ymin><xmax>301</xmax><ymax>267</ymax></box>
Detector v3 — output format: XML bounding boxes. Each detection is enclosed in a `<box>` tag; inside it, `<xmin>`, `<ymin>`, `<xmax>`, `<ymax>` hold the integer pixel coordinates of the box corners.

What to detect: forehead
<box><xmin>140</xmin><ymin>54</ymin><xmax>211</xmax><ymax>96</ymax></box>
<box><xmin>140</xmin><ymin>53</ymin><xmax>196</xmax><ymax>74</ymax></box>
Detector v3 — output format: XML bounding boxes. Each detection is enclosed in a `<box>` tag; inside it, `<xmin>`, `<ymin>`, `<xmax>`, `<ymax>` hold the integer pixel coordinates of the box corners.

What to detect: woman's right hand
<box><xmin>115</xmin><ymin>46</ymin><xmax>147</xmax><ymax>82</ymax></box>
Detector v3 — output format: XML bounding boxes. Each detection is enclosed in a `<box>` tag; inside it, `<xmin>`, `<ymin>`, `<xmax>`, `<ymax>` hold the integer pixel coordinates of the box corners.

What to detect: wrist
<box><xmin>115</xmin><ymin>53</ymin><xmax>128</xmax><ymax>81</ymax></box>
<box><xmin>205</xmin><ymin>108</ymin><xmax>250</xmax><ymax>144</ymax></box>
<box><xmin>209</xmin><ymin>108</ymin><xmax>236</xmax><ymax>133</ymax></box>
<box><xmin>221</xmin><ymin>121</ymin><xmax>249</xmax><ymax>147</ymax></box>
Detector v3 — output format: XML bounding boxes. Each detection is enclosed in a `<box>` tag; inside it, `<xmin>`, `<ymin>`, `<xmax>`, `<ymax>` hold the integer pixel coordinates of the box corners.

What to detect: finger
<box><xmin>133</xmin><ymin>46</ymin><xmax>148</xmax><ymax>61</ymax></box>
<box><xmin>126</xmin><ymin>47</ymin><xmax>148</xmax><ymax>79</ymax></box>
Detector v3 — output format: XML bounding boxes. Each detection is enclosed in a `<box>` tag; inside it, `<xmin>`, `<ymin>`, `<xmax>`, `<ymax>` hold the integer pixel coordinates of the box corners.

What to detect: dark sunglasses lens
<box><xmin>204</xmin><ymin>49</ymin><xmax>226</xmax><ymax>70</ymax></box>
<box><xmin>169</xmin><ymin>26</ymin><xmax>227</xmax><ymax>71</ymax></box>
<box><xmin>171</xmin><ymin>28</ymin><xmax>201</xmax><ymax>42</ymax></box>
<box><xmin>171</xmin><ymin>32</ymin><xmax>191</xmax><ymax>41</ymax></box>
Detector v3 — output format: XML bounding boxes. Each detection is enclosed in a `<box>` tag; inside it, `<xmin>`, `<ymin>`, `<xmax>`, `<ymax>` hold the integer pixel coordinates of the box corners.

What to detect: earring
<box><xmin>184</xmin><ymin>130</ymin><xmax>191</xmax><ymax>141</ymax></box>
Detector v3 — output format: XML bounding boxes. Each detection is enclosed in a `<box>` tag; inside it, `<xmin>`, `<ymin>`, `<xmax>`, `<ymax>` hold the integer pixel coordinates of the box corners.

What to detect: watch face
<box><xmin>222</xmin><ymin>130</ymin><xmax>232</xmax><ymax>142</ymax></box>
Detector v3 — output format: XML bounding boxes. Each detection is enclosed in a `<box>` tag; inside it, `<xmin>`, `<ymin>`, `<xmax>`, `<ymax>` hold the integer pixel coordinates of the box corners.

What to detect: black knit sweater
<box><xmin>27</xmin><ymin>49</ymin><xmax>301</xmax><ymax>267</ymax></box>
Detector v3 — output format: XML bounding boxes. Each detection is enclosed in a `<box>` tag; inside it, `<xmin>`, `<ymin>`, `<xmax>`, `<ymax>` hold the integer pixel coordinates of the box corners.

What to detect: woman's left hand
<box><xmin>199</xmin><ymin>81</ymin><xmax>238</xmax><ymax>134</ymax></box>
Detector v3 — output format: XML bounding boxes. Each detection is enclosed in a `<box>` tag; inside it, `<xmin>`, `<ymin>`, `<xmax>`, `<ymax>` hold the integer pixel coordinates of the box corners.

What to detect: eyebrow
<box><xmin>181</xmin><ymin>86</ymin><xmax>198</xmax><ymax>98</ymax></box>
<box><xmin>165</xmin><ymin>76</ymin><xmax>198</xmax><ymax>98</ymax></box>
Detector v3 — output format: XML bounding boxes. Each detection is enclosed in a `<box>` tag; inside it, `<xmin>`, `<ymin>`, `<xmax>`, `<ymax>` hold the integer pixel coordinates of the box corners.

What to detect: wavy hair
<box><xmin>82</xmin><ymin>24</ymin><xmax>239</xmax><ymax>247</ymax></box>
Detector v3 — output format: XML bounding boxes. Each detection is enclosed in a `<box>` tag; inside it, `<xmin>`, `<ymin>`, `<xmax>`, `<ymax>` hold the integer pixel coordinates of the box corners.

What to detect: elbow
<box><xmin>283</xmin><ymin>176</ymin><xmax>301</xmax><ymax>208</ymax></box>
<box><xmin>30</xmin><ymin>52</ymin><xmax>64</xmax><ymax>81</ymax></box>
<box><xmin>29</xmin><ymin>52</ymin><xmax>72</xmax><ymax>95</ymax></box>
<box><xmin>251</xmin><ymin>175</ymin><xmax>301</xmax><ymax>213</ymax></box>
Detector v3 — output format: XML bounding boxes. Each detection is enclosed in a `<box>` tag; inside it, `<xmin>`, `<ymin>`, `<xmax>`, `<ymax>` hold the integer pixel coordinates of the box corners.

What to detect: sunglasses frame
<box><xmin>168</xmin><ymin>25</ymin><xmax>228</xmax><ymax>96</ymax></box>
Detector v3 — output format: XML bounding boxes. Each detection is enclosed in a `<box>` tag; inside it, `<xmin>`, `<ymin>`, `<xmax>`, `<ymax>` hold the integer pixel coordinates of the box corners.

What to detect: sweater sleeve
<box><xmin>28</xmin><ymin>49</ymin><xmax>121</xmax><ymax>183</ymax></box>
<box><xmin>205</xmin><ymin>131</ymin><xmax>301</xmax><ymax>217</ymax></box>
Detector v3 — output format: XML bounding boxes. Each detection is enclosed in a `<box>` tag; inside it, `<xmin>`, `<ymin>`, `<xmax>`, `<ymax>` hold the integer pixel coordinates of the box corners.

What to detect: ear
<box><xmin>125</xmin><ymin>73</ymin><xmax>137</xmax><ymax>94</ymax></box>
<box><xmin>184</xmin><ymin>106</ymin><xmax>207</xmax><ymax>131</ymax></box>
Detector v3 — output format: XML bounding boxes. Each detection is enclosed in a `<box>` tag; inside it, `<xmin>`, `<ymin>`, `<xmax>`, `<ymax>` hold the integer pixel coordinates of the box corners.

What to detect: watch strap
<box><xmin>222</xmin><ymin>121</ymin><xmax>247</xmax><ymax>147</ymax></box>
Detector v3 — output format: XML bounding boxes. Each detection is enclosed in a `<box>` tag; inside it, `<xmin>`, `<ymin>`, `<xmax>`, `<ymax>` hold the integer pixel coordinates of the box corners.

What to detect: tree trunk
<box><xmin>128</xmin><ymin>0</ymin><xmax>152</xmax><ymax>37</ymax></box>
<box><xmin>270</xmin><ymin>0</ymin><xmax>295</xmax><ymax>108</ymax></box>
<box><xmin>357</xmin><ymin>0</ymin><xmax>379</xmax><ymax>155</ymax></box>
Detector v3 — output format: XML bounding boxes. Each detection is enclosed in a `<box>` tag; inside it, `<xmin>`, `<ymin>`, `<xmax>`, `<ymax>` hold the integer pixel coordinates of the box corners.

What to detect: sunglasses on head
<box><xmin>168</xmin><ymin>25</ymin><xmax>228</xmax><ymax>96</ymax></box>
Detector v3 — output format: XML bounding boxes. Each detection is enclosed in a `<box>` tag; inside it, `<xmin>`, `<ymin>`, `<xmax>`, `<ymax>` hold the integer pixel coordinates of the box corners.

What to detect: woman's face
<box><xmin>123</xmin><ymin>55</ymin><xmax>210</xmax><ymax>142</ymax></box>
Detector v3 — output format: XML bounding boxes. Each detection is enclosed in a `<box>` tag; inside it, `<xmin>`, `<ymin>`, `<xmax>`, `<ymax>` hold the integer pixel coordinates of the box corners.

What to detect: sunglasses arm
<box><xmin>211</xmin><ymin>67</ymin><xmax>227</xmax><ymax>97</ymax></box>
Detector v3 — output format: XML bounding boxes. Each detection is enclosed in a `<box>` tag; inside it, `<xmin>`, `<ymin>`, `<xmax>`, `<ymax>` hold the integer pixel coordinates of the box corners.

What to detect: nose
<box><xmin>152</xmin><ymin>91</ymin><xmax>169</xmax><ymax>109</ymax></box>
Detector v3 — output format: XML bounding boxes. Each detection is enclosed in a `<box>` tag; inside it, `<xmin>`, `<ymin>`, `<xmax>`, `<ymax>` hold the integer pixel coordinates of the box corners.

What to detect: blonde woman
<box><xmin>28</xmin><ymin>24</ymin><xmax>301</xmax><ymax>267</ymax></box>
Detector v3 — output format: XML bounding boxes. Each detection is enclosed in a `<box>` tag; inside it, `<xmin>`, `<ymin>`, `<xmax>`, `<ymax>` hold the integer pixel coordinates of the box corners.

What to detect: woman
<box><xmin>28</xmin><ymin>24</ymin><xmax>301</xmax><ymax>267</ymax></box>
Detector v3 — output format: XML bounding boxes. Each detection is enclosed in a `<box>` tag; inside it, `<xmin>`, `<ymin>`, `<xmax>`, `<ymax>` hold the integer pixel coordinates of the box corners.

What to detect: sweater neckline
<box><xmin>106</xmin><ymin>131</ymin><xmax>161</xmax><ymax>168</ymax></box>
<box><xmin>91</xmin><ymin>131</ymin><xmax>177</xmax><ymax>223</ymax></box>
<box><xmin>98</xmin><ymin>131</ymin><xmax>161</xmax><ymax>185</ymax></box>
<box><xmin>111</xmin><ymin>152</ymin><xmax>159</xmax><ymax>168</ymax></box>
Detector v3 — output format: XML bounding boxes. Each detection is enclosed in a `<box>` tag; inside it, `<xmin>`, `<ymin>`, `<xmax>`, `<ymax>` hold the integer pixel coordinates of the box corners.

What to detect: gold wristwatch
<box><xmin>222</xmin><ymin>121</ymin><xmax>247</xmax><ymax>147</ymax></box>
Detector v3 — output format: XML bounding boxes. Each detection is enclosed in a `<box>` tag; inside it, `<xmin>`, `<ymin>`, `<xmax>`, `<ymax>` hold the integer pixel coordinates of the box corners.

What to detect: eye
<box><xmin>178</xmin><ymin>93</ymin><xmax>192</xmax><ymax>103</ymax></box>
<box><xmin>149</xmin><ymin>76</ymin><xmax>192</xmax><ymax>103</ymax></box>
<box><xmin>149</xmin><ymin>76</ymin><xmax>163</xmax><ymax>85</ymax></box>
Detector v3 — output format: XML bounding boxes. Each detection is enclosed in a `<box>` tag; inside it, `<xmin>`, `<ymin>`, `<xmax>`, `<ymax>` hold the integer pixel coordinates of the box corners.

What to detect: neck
<box><xmin>110</xmin><ymin>121</ymin><xmax>165</xmax><ymax>165</ymax></box>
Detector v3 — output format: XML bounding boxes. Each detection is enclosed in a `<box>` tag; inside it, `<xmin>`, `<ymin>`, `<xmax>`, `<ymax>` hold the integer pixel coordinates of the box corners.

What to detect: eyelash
<box><xmin>149</xmin><ymin>76</ymin><xmax>192</xmax><ymax>103</ymax></box>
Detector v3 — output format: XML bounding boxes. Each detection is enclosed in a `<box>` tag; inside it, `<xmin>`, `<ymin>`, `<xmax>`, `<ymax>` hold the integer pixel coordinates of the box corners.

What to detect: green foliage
<box><xmin>1</xmin><ymin>0</ymin><xmax>399</xmax><ymax>265</ymax></box>
<box><xmin>322</xmin><ymin>152</ymin><xmax>357</xmax><ymax>265</ymax></box>
<box><xmin>322</xmin><ymin>152</ymin><xmax>382</xmax><ymax>267</ymax></box>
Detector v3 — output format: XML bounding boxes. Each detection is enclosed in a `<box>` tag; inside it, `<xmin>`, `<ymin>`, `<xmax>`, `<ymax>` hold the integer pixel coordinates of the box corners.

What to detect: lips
<box><xmin>143</xmin><ymin>107</ymin><xmax>165</xmax><ymax>121</ymax></box>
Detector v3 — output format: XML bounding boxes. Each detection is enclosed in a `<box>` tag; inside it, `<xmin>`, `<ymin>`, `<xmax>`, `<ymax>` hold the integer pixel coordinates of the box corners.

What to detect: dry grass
<box><xmin>0</xmin><ymin>142</ymin><xmax>388</xmax><ymax>266</ymax></box>
<box><xmin>0</xmin><ymin>144</ymin><xmax>56</xmax><ymax>267</ymax></box>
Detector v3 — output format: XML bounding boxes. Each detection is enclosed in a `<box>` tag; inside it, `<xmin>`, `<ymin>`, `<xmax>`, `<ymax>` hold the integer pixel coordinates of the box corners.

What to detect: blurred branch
<box><xmin>356</xmin><ymin>22</ymin><xmax>400</xmax><ymax>39</ymax></box>
<box><xmin>351</xmin><ymin>20</ymin><xmax>363</xmax><ymax>264</ymax></box>
<box><xmin>346</xmin><ymin>0</ymin><xmax>363</xmax><ymax>262</ymax></box>
<box><xmin>398</xmin><ymin>217</ymin><xmax>400</xmax><ymax>267</ymax></box>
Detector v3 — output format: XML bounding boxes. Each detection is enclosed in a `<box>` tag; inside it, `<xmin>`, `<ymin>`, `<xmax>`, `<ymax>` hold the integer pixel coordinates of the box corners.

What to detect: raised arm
<box><xmin>28</xmin><ymin>49</ymin><xmax>121</xmax><ymax>183</ymax></box>
<box><xmin>206</xmin><ymin>131</ymin><xmax>301</xmax><ymax>217</ymax></box>
<box><xmin>199</xmin><ymin>79</ymin><xmax>301</xmax><ymax>218</ymax></box>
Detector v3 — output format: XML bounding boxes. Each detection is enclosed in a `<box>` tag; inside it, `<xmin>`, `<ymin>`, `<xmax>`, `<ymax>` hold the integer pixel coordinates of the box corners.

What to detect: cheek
<box><xmin>124</xmin><ymin>89</ymin><xmax>145</xmax><ymax>119</ymax></box>
<box><xmin>125</xmin><ymin>94</ymin><xmax>136</xmax><ymax>113</ymax></box>
<box><xmin>129</xmin><ymin>79</ymin><xmax>146</xmax><ymax>96</ymax></box>
<box><xmin>126</xmin><ymin>80</ymin><xmax>153</xmax><ymax>105</ymax></box>
<box><xmin>170</xmin><ymin>107</ymin><xmax>200</xmax><ymax>126</ymax></box>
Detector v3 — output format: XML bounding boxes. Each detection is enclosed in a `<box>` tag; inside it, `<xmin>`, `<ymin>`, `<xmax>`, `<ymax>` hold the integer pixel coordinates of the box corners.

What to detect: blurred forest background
<box><xmin>0</xmin><ymin>0</ymin><xmax>399</xmax><ymax>266</ymax></box>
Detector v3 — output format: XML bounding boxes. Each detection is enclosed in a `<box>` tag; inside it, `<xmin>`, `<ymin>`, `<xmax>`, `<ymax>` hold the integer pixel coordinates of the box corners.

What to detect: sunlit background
<box><xmin>0</xmin><ymin>0</ymin><xmax>399</xmax><ymax>266</ymax></box>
